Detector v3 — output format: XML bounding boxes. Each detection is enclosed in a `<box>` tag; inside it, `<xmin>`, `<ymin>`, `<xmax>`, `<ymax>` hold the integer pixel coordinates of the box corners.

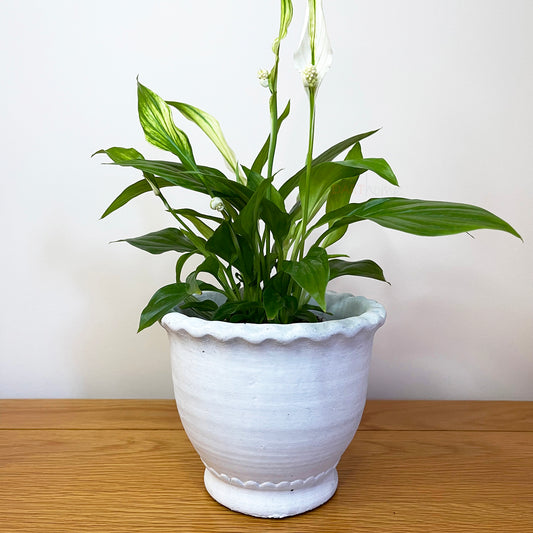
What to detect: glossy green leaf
<box><xmin>336</xmin><ymin>158</ymin><xmax>398</xmax><ymax>186</ymax></box>
<box><xmin>185</xmin><ymin>270</ymin><xmax>202</xmax><ymax>295</ymax></box>
<box><xmin>212</xmin><ymin>300</ymin><xmax>266</xmax><ymax>323</ymax></box>
<box><xmin>137</xmin><ymin>81</ymin><xmax>196</xmax><ymax>169</ymax></box>
<box><xmin>100</xmin><ymin>177</ymin><xmax>174</xmax><ymax>219</ymax></box>
<box><xmin>317</xmin><ymin>197</ymin><xmax>522</xmax><ymax>240</ymax></box>
<box><xmin>262</xmin><ymin>286</ymin><xmax>284</xmax><ymax>321</ymax></box>
<box><xmin>205</xmin><ymin>222</ymin><xmax>239</xmax><ymax>264</ymax></box>
<box><xmin>323</xmin><ymin>143</ymin><xmax>363</xmax><ymax>247</ymax></box>
<box><xmin>301</xmin><ymin>161</ymin><xmax>366</xmax><ymax>222</ymax></box>
<box><xmin>242</xmin><ymin>166</ymin><xmax>286</xmax><ymax>211</ymax></box>
<box><xmin>93</xmin><ymin>147</ymin><xmax>144</xmax><ymax>163</ymax></box>
<box><xmin>167</xmin><ymin>101</ymin><xmax>244</xmax><ymax>182</ymax></box>
<box><xmin>172</xmin><ymin>208</ymin><xmax>221</xmax><ymax>239</ymax></box>
<box><xmin>179</xmin><ymin>298</ymin><xmax>219</xmax><ymax>320</ymax></box>
<box><xmin>138</xmin><ymin>283</ymin><xmax>190</xmax><ymax>331</ymax></box>
<box><xmin>111</xmin><ymin>159</ymin><xmax>252</xmax><ymax>209</ymax></box>
<box><xmin>262</xmin><ymin>272</ymin><xmax>296</xmax><ymax>321</ymax></box>
<box><xmin>304</xmin><ymin>158</ymin><xmax>398</xmax><ymax>221</ymax></box>
<box><xmin>329</xmin><ymin>259</ymin><xmax>388</xmax><ymax>283</ymax></box>
<box><xmin>117</xmin><ymin>228</ymin><xmax>197</xmax><ymax>255</ymax></box>
<box><xmin>279</xmin><ymin>129</ymin><xmax>380</xmax><ymax>199</ymax></box>
<box><xmin>261</xmin><ymin>199</ymin><xmax>292</xmax><ymax>244</ymax></box>
<box><xmin>196</xmin><ymin>255</ymin><xmax>221</xmax><ymax>279</ymax></box>
<box><xmin>175</xmin><ymin>252</ymin><xmax>194</xmax><ymax>282</ymax></box>
<box><xmin>234</xmin><ymin>179</ymin><xmax>271</xmax><ymax>239</ymax></box>
<box><xmin>283</xmin><ymin>246</ymin><xmax>330</xmax><ymax>311</ymax></box>
<box><xmin>251</xmin><ymin>100</ymin><xmax>291</xmax><ymax>174</ymax></box>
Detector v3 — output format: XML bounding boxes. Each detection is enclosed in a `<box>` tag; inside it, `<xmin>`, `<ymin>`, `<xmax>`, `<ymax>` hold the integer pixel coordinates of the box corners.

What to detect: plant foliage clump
<box><xmin>94</xmin><ymin>0</ymin><xmax>520</xmax><ymax>331</ymax></box>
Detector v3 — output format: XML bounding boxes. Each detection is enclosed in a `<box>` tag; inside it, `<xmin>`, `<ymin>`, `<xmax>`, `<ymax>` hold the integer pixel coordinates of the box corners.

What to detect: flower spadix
<box><xmin>294</xmin><ymin>0</ymin><xmax>333</xmax><ymax>91</ymax></box>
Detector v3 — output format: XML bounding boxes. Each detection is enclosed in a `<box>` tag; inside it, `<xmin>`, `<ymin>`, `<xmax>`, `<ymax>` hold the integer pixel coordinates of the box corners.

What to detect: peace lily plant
<box><xmin>95</xmin><ymin>0</ymin><xmax>520</xmax><ymax>332</ymax></box>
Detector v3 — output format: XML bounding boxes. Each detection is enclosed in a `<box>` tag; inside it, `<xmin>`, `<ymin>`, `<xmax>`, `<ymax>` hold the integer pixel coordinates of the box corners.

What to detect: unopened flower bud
<box><xmin>210</xmin><ymin>197</ymin><xmax>225</xmax><ymax>212</ymax></box>
<box><xmin>257</xmin><ymin>68</ymin><xmax>270</xmax><ymax>88</ymax></box>
<box><xmin>302</xmin><ymin>64</ymin><xmax>318</xmax><ymax>88</ymax></box>
<box><xmin>148</xmin><ymin>180</ymin><xmax>161</xmax><ymax>197</ymax></box>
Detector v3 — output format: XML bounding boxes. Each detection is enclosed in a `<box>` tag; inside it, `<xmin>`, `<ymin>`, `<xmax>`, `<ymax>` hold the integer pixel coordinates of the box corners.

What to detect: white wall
<box><xmin>0</xmin><ymin>0</ymin><xmax>531</xmax><ymax>399</ymax></box>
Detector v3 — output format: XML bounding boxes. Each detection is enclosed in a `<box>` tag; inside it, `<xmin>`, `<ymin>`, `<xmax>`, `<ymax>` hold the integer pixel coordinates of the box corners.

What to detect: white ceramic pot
<box><xmin>161</xmin><ymin>292</ymin><xmax>386</xmax><ymax>518</ymax></box>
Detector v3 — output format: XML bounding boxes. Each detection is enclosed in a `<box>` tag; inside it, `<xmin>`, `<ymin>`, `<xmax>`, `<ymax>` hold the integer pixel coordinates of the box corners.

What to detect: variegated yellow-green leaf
<box><xmin>273</xmin><ymin>0</ymin><xmax>293</xmax><ymax>54</ymax></box>
<box><xmin>167</xmin><ymin>101</ymin><xmax>246</xmax><ymax>184</ymax></box>
<box><xmin>137</xmin><ymin>81</ymin><xmax>196</xmax><ymax>170</ymax></box>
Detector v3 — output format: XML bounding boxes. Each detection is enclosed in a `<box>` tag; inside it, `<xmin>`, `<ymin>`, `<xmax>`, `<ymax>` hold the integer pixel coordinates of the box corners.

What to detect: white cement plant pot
<box><xmin>160</xmin><ymin>291</ymin><xmax>386</xmax><ymax>519</ymax></box>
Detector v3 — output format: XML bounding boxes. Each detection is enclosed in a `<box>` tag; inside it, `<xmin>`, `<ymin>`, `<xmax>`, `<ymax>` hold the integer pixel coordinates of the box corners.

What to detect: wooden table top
<box><xmin>1</xmin><ymin>400</ymin><xmax>532</xmax><ymax>532</ymax></box>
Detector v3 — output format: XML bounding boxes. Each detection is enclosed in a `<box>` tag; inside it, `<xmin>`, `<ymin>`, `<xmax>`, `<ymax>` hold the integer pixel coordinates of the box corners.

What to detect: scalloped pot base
<box><xmin>161</xmin><ymin>292</ymin><xmax>386</xmax><ymax>519</ymax></box>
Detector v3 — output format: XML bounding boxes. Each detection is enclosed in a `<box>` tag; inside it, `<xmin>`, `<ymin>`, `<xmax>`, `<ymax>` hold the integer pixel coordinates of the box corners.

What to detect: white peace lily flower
<box><xmin>294</xmin><ymin>0</ymin><xmax>333</xmax><ymax>91</ymax></box>
<box><xmin>257</xmin><ymin>68</ymin><xmax>270</xmax><ymax>88</ymax></box>
<box><xmin>210</xmin><ymin>197</ymin><xmax>225</xmax><ymax>212</ymax></box>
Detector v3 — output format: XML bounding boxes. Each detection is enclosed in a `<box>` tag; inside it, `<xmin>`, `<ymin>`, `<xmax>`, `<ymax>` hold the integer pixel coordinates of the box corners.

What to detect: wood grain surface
<box><xmin>1</xmin><ymin>400</ymin><xmax>532</xmax><ymax>532</ymax></box>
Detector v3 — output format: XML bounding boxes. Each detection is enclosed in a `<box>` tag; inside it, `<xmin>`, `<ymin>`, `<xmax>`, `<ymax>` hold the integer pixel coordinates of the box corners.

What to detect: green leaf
<box><xmin>171</xmin><ymin>208</ymin><xmax>223</xmax><ymax>224</ymax></box>
<box><xmin>212</xmin><ymin>301</ymin><xmax>266</xmax><ymax>323</ymax></box>
<box><xmin>93</xmin><ymin>147</ymin><xmax>144</xmax><ymax>163</ymax></box>
<box><xmin>329</xmin><ymin>259</ymin><xmax>388</xmax><ymax>283</ymax></box>
<box><xmin>301</xmin><ymin>161</ymin><xmax>366</xmax><ymax>223</ymax></box>
<box><xmin>234</xmin><ymin>179</ymin><xmax>271</xmax><ymax>239</ymax></box>
<box><xmin>175</xmin><ymin>252</ymin><xmax>194</xmax><ymax>281</ymax></box>
<box><xmin>262</xmin><ymin>285</ymin><xmax>285</xmax><ymax>321</ymax></box>
<box><xmin>205</xmin><ymin>222</ymin><xmax>239</xmax><ymax>264</ymax></box>
<box><xmin>137</xmin><ymin>80</ymin><xmax>196</xmax><ymax>169</ymax></box>
<box><xmin>167</xmin><ymin>101</ymin><xmax>244</xmax><ymax>183</ymax></box>
<box><xmin>234</xmin><ymin>235</ymin><xmax>256</xmax><ymax>283</ymax></box>
<box><xmin>179</xmin><ymin>298</ymin><xmax>219</xmax><ymax>320</ymax></box>
<box><xmin>109</xmin><ymin>159</ymin><xmax>202</xmax><ymax>192</ymax></box>
<box><xmin>323</xmin><ymin>143</ymin><xmax>363</xmax><ymax>247</ymax></box>
<box><xmin>317</xmin><ymin>197</ymin><xmax>522</xmax><ymax>240</ymax></box>
<box><xmin>100</xmin><ymin>177</ymin><xmax>174</xmax><ymax>219</ymax></box>
<box><xmin>279</xmin><ymin>129</ymin><xmax>380</xmax><ymax>199</ymax></box>
<box><xmin>138</xmin><ymin>283</ymin><xmax>190</xmax><ymax>331</ymax></box>
<box><xmin>251</xmin><ymin>100</ymin><xmax>291</xmax><ymax>174</ymax></box>
<box><xmin>335</xmin><ymin>158</ymin><xmax>398</xmax><ymax>186</ymax></box>
<box><xmin>262</xmin><ymin>272</ymin><xmax>297</xmax><ymax>321</ymax></box>
<box><xmin>111</xmin><ymin>158</ymin><xmax>252</xmax><ymax>209</ymax></box>
<box><xmin>303</xmin><ymin>158</ymin><xmax>398</xmax><ymax>222</ymax></box>
<box><xmin>273</xmin><ymin>0</ymin><xmax>293</xmax><ymax>54</ymax></box>
<box><xmin>172</xmin><ymin>208</ymin><xmax>221</xmax><ymax>239</ymax></box>
<box><xmin>117</xmin><ymin>228</ymin><xmax>197</xmax><ymax>254</ymax></box>
<box><xmin>283</xmin><ymin>247</ymin><xmax>330</xmax><ymax>311</ymax></box>
<box><xmin>185</xmin><ymin>270</ymin><xmax>202</xmax><ymax>295</ymax></box>
<box><xmin>242</xmin><ymin>166</ymin><xmax>286</xmax><ymax>211</ymax></box>
<box><xmin>261</xmin><ymin>199</ymin><xmax>291</xmax><ymax>244</ymax></box>
<box><xmin>196</xmin><ymin>255</ymin><xmax>221</xmax><ymax>279</ymax></box>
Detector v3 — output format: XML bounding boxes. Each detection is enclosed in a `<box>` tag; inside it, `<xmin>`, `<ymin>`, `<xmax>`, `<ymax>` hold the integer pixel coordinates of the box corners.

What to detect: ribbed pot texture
<box><xmin>161</xmin><ymin>292</ymin><xmax>386</xmax><ymax>518</ymax></box>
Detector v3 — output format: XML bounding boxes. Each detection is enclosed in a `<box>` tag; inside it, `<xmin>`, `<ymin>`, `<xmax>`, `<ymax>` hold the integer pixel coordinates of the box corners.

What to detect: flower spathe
<box><xmin>294</xmin><ymin>0</ymin><xmax>333</xmax><ymax>92</ymax></box>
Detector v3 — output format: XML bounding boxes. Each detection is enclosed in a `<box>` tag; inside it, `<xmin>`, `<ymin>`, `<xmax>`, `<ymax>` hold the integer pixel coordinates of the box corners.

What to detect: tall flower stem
<box><xmin>266</xmin><ymin>94</ymin><xmax>279</xmax><ymax>183</ymax></box>
<box><xmin>292</xmin><ymin>88</ymin><xmax>316</xmax><ymax>262</ymax></box>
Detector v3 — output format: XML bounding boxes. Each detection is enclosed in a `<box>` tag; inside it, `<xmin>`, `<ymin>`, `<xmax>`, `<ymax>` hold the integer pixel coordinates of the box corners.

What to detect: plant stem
<box><xmin>296</xmin><ymin>88</ymin><xmax>316</xmax><ymax>261</ymax></box>
<box><xmin>266</xmin><ymin>94</ymin><xmax>279</xmax><ymax>182</ymax></box>
<box><xmin>145</xmin><ymin>175</ymin><xmax>241</xmax><ymax>300</ymax></box>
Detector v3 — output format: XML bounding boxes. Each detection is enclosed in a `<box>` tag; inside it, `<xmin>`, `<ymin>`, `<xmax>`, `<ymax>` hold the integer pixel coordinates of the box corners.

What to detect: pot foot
<box><xmin>203</xmin><ymin>467</ymin><xmax>338</xmax><ymax>518</ymax></box>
